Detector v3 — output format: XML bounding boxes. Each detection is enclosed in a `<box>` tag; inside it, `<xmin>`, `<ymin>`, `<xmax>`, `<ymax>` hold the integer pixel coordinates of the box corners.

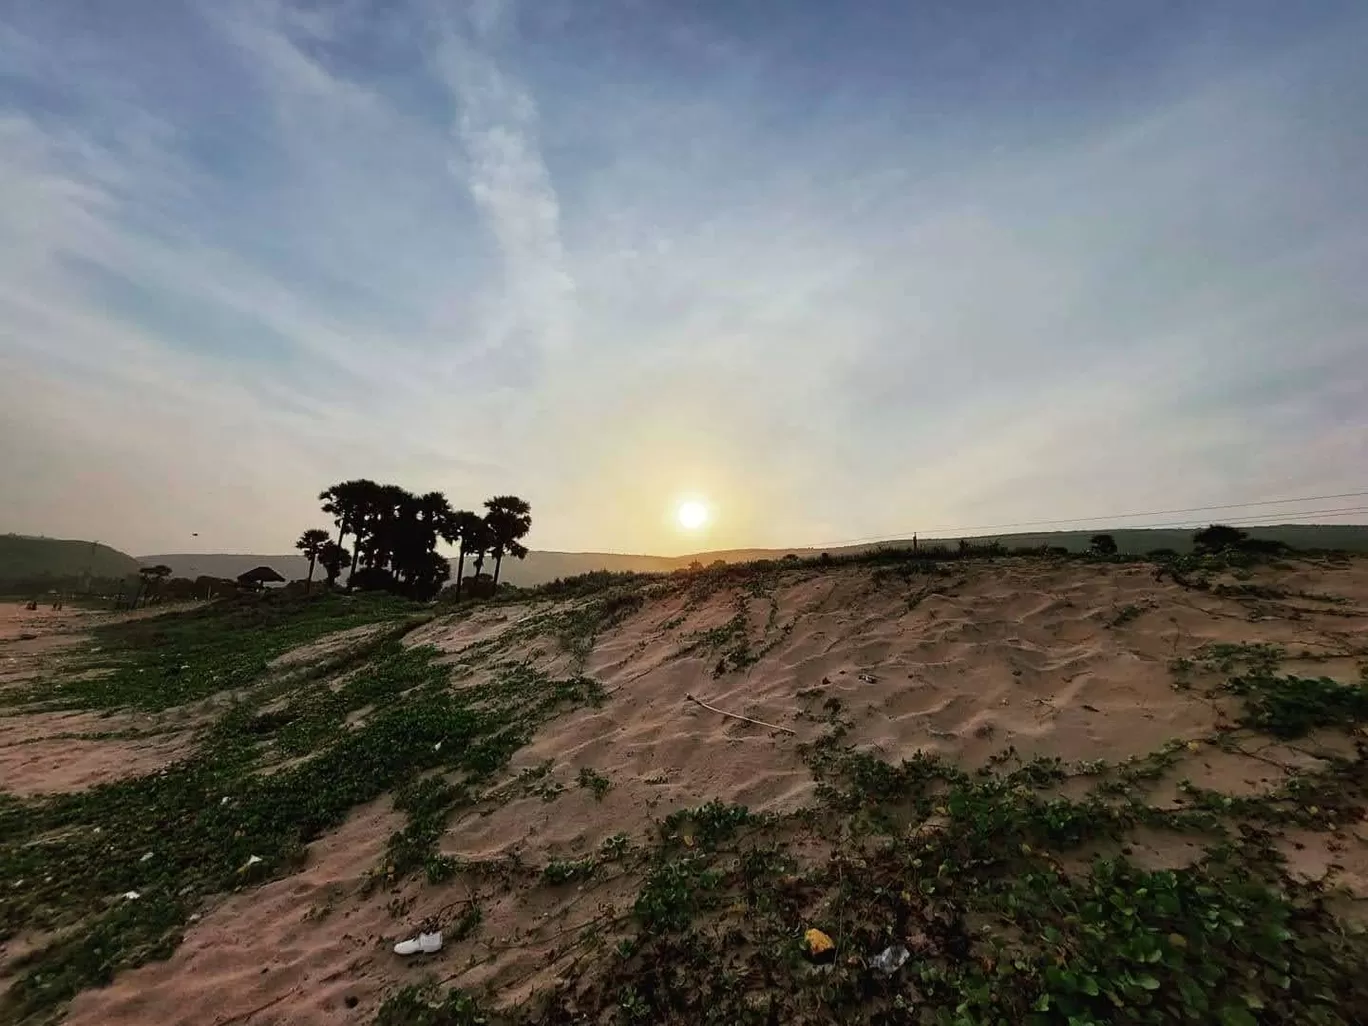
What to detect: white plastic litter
<box><xmin>393</xmin><ymin>931</ymin><xmax>443</xmax><ymax>956</ymax></box>
<box><xmin>122</xmin><ymin>891</ymin><xmax>141</xmax><ymax>900</ymax></box>
<box><xmin>434</xmin><ymin>741</ymin><xmax>442</xmax><ymax>752</ymax></box>
<box><xmin>858</xmin><ymin>673</ymin><xmax>879</xmax><ymax>684</ymax></box>
<box><xmin>140</xmin><ymin>851</ymin><xmax>154</xmax><ymax>862</ymax></box>
<box><xmin>242</xmin><ymin>855</ymin><xmax>263</xmax><ymax>870</ymax></box>
<box><xmin>869</xmin><ymin>945</ymin><xmax>910</xmax><ymax>974</ymax></box>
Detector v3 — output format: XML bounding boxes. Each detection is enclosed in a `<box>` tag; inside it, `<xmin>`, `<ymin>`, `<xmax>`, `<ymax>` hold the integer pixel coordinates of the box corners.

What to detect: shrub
<box><xmin>1194</xmin><ymin>524</ymin><xmax>1248</xmax><ymax>553</ymax></box>
<box><xmin>461</xmin><ymin>574</ymin><xmax>497</xmax><ymax>600</ymax></box>
<box><xmin>1089</xmin><ymin>534</ymin><xmax>1118</xmax><ymax>556</ymax></box>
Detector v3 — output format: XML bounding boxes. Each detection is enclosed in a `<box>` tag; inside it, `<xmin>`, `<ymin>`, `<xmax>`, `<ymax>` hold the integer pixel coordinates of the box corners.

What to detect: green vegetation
<box><xmin>554</xmin><ymin>589</ymin><xmax>645</xmax><ymax>664</ymax></box>
<box><xmin>0</xmin><ymin>535</ymin><xmax>140</xmax><ymax>598</ymax></box>
<box><xmin>0</xmin><ymin>535</ymin><xmax>140</xmax><ymax>581</ymax></box>
<box><xmin>0</xmin><ymin>594</ymin><xmax>608</xmax><ymax>1024</ymax></box>
<box><xmin>1226</xmin><ymin>672</ymin><xmax>1368</xmax><ymax>738</ymax></box>
<box><xmin>363</xmin><ymin>546</ymin><xmax>1368</xmax><ymax>1026</ymax></box>
<box><xmin>5</xmin><ymin>540</ymin><xmax>1368</xmax><ymax>1025</ymax></box>
<box><xmin>517</xmin><ymin>521</ymin><xmax>1333</xmax><ymax>607</ymax></box>
<box><xmin>1089</xmin><ymin>533</ymin><xmax>1119</xmax><ymax>556</ymax></box>
<box><xmin>577</xmin><ymin>767</ymin><xmax>612</xmax><ymax>800</ymax></box>
<box><xmin>517</xmin><ymin>526</ymin><xmax>1368</xmax><ymax>588</ymax></box>
<box><xmin>0</xmin><ymin>591</ymin><xmax>419</xmax><ymax>711</ymax></box>
<box><xmin>1107</xmin><ymin>603</ymin><xmax>1145</xmax><ymax>628</ymax></box>
<box><xmin>375</xmin><ymin>723</ymin><xmax>1368</xmax><ymax>1025</ymax></box>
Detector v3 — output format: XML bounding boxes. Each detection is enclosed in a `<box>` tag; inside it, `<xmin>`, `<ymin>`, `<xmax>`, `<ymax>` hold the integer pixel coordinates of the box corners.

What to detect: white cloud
<box><xmin>0</xmin><ymin>0</ymin><xmax>1364</xmax><ymax>556</ymax></box>
<box><xmin>433</xmin><ymin>7</ymin><xmax>575</xmax><ymax>358</ymax></box>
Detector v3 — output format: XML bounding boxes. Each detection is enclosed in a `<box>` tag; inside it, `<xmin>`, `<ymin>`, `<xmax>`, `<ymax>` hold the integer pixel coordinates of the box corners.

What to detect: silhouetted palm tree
<box><xmin>319</xmin><ymin>480</ymin><xmax>362</xmax><ymax>551</ymax></box>
<box><xmin>318</xmin><ymin>541</ymin><xmax>349</xmax><ymax>588</ymax></box>
<box><xmin>451</xmin><ymin>509</ymin><xmax>484</xmax><ymax>599</ymax></box>
<box><xmin>318</xmin><ymin>480</ymin><xmax>528</xmax><ymax>601</ymax></box>
<box><xmin>483</xmin><ymin>495</ymin><xmax>532</xmax><ymax>586</ymax></box>
<box><xmin>381</xmin><ymin>490</ymin><xmax>457</xmax><ymax>599</ymax></box>
<box><xmin>468</xmin><ymin>518</ymin><xmax>496</xmax><ymax>580</ymax></box>
<box><xmin>296</xmin><ymin>528</ymin><xmax>330</xmax><ymax>593</ymax></box>
<box><xmin>320</xmin><ymin>479</ymin><xmax>381</xmax><ymax>588</ymax></box>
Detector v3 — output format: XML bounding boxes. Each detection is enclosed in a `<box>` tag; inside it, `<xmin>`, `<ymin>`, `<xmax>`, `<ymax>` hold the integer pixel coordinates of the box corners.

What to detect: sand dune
<box><xmin>7</xmin><ymin>556</ymin><xmax>1368</xmax><ymax>1023</ymax></box>
<box><xmin>427</xmin><ymin>559</ymin><xmax>1367</xmax><ymax>866</ymax></box>
<box><xmin>0</xmin><ymin>602</ymin><xmax>205</xmax><ymax>795</ymax></box>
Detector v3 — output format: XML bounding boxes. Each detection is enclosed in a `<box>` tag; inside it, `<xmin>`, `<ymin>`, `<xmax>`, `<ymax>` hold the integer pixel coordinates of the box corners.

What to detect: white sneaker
<box><xmin>393</xmin><ymin>931</ymin><xmax>443</xmax><ymax>956</ymax></box>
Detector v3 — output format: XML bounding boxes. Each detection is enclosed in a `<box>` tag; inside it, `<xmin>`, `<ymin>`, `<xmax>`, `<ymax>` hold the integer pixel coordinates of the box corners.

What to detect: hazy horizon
<box><xmin>3</xmin><ymin>1</ymin><xmax>1366</xmax><ymax>558</ymax></box>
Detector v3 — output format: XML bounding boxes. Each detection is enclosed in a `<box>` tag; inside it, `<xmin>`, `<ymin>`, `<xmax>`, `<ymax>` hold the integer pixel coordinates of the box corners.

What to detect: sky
<box><xmin>1</xmin><ymin>0</ymin><xmax>1366</xmax><ymax>558</ymax></box>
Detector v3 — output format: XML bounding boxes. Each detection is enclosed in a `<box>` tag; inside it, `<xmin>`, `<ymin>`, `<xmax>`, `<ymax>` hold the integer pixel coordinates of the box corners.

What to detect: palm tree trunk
<box><xmin>306</xmin><ymin>555</ymin><xmax>317</xmax><ymax>595</ymax></box>
<box><xmin>347</xmin><ymin>547</ymin><xmax>360</xmax><ymax>591</ymax></box>
<box><xmin>454</xmin><ymin>544</ymin><xmax>466</xmax><ymax>599</ymax></box>
<box><xmin>493</xmin><ymin>551</ymin><xmax>503</xmax><ymax>586</ymax></box>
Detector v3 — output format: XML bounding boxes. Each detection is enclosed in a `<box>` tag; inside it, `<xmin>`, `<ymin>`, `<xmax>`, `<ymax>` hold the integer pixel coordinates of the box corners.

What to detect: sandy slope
<box><xmin>422</xmin><ymin>559</ymin><xmax>1368</xmax><ymax>866</ymax></box>
<box><xmin>0</xmin><ymin>602</ymin><xmax>209</xmax><ymax>795</ymax></box>
<box><xmin>9</xmin><ymin>557</ymin><xmax>1368</xmax><ymax>1024</ymax></box>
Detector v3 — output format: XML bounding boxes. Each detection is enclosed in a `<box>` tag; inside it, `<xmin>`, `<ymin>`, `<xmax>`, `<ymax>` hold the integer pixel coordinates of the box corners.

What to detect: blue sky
<box><xmin>1</xmin><ymin>0</ymin><xmax>1365</xmax><ymax>556</ymax></box>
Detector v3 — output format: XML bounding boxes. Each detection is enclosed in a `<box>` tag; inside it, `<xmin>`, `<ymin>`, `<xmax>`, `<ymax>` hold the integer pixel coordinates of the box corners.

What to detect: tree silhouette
<box><xmin>318</xmin><ymin>541</ymin><xmax>349</xmax><ymax>588</ymax></box>
<box><xmin>313</xmin><ymin>482</ymin><xmax>530</xmax><ymax>601</ymax></box>
<box><xmin>136</xmin><ymin>564</ymin><xmax>172</xmax><ymax>607</ymax></box>
<box><xmin>484</xmin><ymin>495</ymin><xmax>532</xmax><ymax>586</ymax></box>
<box><xmin>1194</xmin><ymin>524</ymin><xmax>1249</xmax><ymax>553</ymax></box>
<box><xmin>386</xmin><ymin>491</ymin><xmax>457</xmax><ymax>600</ymax></box>
<box><xmin>314</xmin><ymin>482</ymin><xmax>471</xmax><ymax>600</ymax></box>
<box><xmin>319</xmin><ymin>480</ymin><xmax>366</xmax><ymax>556</ymax></box>
<box><xmin>451</xmin><ymin>509</ymin><xmax>484</xmax><ymax>600</ymax></box>
<box><xmin>1089</xmin><ymin>533</ymin><xmax>1118</xmax><ymax>556</ymax></box>
<box><xmin>353</xmin><ymin>482</ymin><xmax>402</xmax><ymax>577</ymax></box>
<box><xmin>320</xmin><ymin>479</ymin><xmax>387</xmax><ymax>589</ymax></box>
<box><xmin>295</xmin><ymin>528</ymin><xmax>330</xmax><ymax>594</ymax></box>
<box><xmin>469</xmin><ymin>518</ymin><xmax>495</xmax><ymax>580</ymax></box>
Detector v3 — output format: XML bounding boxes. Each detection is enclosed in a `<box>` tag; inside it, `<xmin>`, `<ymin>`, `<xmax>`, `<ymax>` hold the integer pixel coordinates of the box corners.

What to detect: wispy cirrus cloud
<box><xmin>433</xmin><ymin>1</ymin><xmax>575</xmax><ymax>363</ymax></box>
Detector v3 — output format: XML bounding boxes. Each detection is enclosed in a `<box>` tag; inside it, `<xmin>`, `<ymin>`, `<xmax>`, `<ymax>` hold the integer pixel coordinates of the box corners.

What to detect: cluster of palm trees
<box><xmin>296</xmin><ymin>481</ymin><xmax>531</xmax><ymax>600</ymax></box>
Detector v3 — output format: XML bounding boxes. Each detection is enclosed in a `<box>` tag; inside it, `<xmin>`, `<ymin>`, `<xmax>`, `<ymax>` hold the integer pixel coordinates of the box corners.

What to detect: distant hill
<box><xmin>141</xmin><ymin>522</ymin><xmax>1368</xmax><ymax>591</ymax></box>
<box><xmin>134</xmin><ymin>553</ymin><xmax>311</xmax><ymax>582</ymax></box>
<box><xmin>0</xmin><ymin>534</ymin><xmax>141</xmax><ymax>591</ymax></box>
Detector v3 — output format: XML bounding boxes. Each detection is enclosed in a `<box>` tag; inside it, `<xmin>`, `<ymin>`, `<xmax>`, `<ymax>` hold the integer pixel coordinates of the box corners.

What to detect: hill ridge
<box><xmin>140</xmin><ymin>522</ymin><xmax>1368</xmax><ymax>588</ymax></box>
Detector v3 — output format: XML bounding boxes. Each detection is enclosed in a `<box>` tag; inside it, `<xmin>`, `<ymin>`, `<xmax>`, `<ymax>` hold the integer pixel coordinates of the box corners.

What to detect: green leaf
<box><xmin>1219</xmin><ymin>1006</ymin><xmax>1258</xmax><ymax>1026</ymax></box>
<box><xmin>1081</xmin><ymin>977</ymin><xmax>1100</xmax><ymax>997</ymax></box>
<box><xmin>1177</xmin><ymin>975</ymin><xmax>1209</xmax><ymax>1012</ymax></box>
<box><xmin>1135</xmin><ymin>974</ymin><xmax>1160</xmax><ymax>991</ymax></box>
<box><xmin>1033</xmin><ymin>994</ymin><xmax>1051</xmax><ymax>1012</ymax></box>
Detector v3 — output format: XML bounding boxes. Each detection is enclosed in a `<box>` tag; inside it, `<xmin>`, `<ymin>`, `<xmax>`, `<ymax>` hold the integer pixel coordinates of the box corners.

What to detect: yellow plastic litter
<box><xmin>803</xmin><ymin>928</ymin><xmax>835</xmax><ymax>959</ymax></box>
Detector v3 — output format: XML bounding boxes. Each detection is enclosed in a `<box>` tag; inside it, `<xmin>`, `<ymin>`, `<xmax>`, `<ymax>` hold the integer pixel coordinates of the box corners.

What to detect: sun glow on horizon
<box><xmin>676</xmin><ymin>500</ymin><xmax>709</xmax><ymax>531</ymax></box>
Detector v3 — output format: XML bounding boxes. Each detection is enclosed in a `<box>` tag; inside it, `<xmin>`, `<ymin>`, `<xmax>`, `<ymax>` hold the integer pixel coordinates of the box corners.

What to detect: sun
<box><xmin>676</xmin><ymin>500</ymin><xmax>709</xmax><ymax>531</ymax></box>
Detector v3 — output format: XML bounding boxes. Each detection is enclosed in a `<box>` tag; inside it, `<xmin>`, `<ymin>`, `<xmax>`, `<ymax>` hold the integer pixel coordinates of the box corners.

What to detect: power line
<box><xmin>910</xmin><ymin>506</ymin><xmax>1368</xmax><ymax>541</ymax></box>
<box><xmin>805</xmin><ymin>489</ymin><xmax>1368</xmax><ymax>550</ymax></box>
<box><xmin>1117</xmin><ymin>505</ymin><xmax>1368</xmax><ymax>532</ymax></box>
<box><xmin>908</xmin><ymin>491</ymin><xmax>1368</xmax><ymax>536</ymax></box>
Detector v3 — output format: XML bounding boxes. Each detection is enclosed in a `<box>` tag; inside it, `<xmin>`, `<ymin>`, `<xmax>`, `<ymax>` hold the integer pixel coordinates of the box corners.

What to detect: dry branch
<box><xmin>685</xmin><ymin>693</ymin><xmax>796</xmax><ymax>735</ymax></box>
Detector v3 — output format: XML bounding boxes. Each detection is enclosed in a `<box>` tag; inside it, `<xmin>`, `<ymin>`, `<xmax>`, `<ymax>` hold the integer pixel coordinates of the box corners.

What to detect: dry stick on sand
<box><xmin>685</xmin><ymin>693</ymin><xmax>796</xmax><ymax>735</ymax></box>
